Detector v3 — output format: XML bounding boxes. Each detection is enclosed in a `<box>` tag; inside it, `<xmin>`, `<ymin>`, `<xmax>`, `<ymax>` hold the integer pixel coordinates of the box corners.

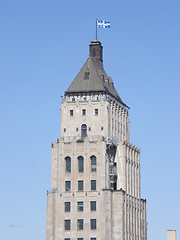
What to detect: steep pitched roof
<box><xmin>65</xmin><ymin>57</ymin><xmax>105</xmax><ymax>93</ymax></box>
<box><xmin>65</xmin><ymin>41</ymin><xmax>128</xmax><ymax>107</ymax></box>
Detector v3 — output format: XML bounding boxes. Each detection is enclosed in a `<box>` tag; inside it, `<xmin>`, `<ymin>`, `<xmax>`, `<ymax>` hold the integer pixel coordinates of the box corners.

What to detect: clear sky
<box><xmin>0</xmin><ymin>0</ymin><xmax>180</xmax><ymax>239</ymax></box>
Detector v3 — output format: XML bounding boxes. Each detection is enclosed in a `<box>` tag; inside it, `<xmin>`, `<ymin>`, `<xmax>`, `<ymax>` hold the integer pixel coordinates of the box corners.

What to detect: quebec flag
<box><xmin>97</xmin><ymin>20</ymin><xmax>111</xmax><ymax>28</ymax></box>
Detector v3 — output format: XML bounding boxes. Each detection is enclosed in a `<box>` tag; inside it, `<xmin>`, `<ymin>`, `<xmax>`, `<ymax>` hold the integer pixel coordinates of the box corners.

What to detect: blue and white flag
<box><xmin>97</xmin><ymin>20</ymin><xmax>111</xmax><ymax>28</ymax></box>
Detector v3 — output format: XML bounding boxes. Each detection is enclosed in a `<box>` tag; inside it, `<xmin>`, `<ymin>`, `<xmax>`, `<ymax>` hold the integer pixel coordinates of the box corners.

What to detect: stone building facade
<box><xmin>46</xmin><ymin>40</ymin><xmax>147</xmax><ymax>240</ymax></box>
<box><xmin>167</xmin><ymin>230</ymin><xmax>176</xmax><ymax>240</ymax></box>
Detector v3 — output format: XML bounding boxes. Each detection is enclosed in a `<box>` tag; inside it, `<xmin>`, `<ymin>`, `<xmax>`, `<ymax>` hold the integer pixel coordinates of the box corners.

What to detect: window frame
<box><xmin>65</xmin><ymin>156</ymin><xmax>71</xmax><ymax>173</ymax></box>
<box><xmin>84</xmin><ymin>72</ymin><xmax>90</xmax><ymax>80</ymax></box>
<box><xmin>77</xmin><ymin>201</ymin><xmax>83</xmax><ymax>211</ymax></box>
<box><xmin>70</xmin><ymin>109</ymin><xmax>73</xmax><ymax>116</ymax></box>
<box><xmin>77</xmin><ymin>219</ymin><xmax>83</xmax><ymax>230</ymax></box>
<box><xmin>78</xmin><ymin>180</ymin><xmax>83</xmax><ymax>191</ymax></box>
<box><xmin>91</xmin><ymin>180</ymin><xmax>96</xmax><ymax>191</ymax></box>
<box><xmin>90</xmin><ymin>219</ymin><xmax>96</xmax><ymax>230</ymax></box>
<box><xmin>81</xmin><ymin>124</ymin><xmax>87</xmax><ymax>139</ymax></box>
<box><xmin>78</xmin><ymin>156</ymin><xmax>84</xmax><ymax>173</ymax></box>
<box><xmin>90</xmin><ymin>201</ymin><xmax>96</xmax><ymax>211</ymax></box>
<box><xmin>95</xmin><ymin>109</ymin><xmax>98</xmax><ymax>115</ymax></box>
<box><xmin>91</xmin><ymin>155</ymin><xmax>96</xmax><ymax>172</ymax></box>
<box><xmin>65</xmin><ymin>219</ymin><xmax>71</xmax><ymax>231</ymax></box>
<box><xmin>65</xmin><ymin>181</ymin><xmax>71</xmax><ymax>192</ymax></box>
<box><xmin>65</xmin><ymin>202</ymin><xmax>71</xmax><ymax>212</ymax></box>
<box><xmin>82</xmin><ymin>109</ymin><xmax>86</xmax><ymax>115</ymax></box>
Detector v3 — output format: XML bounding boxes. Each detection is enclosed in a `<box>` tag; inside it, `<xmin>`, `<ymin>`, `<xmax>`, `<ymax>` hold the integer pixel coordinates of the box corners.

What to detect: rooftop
<box><xmin>65</xmin><ymin>40</ymin><xmax>127</xmax><ymax>107</ymax></box>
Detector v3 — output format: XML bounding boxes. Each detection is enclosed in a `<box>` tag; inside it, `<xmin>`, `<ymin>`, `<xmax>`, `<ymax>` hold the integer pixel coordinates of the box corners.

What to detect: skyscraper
<box><xmin>46</xmin><ymin>40</ymin><xmax>147</xmax><ymax>240</ymax></box>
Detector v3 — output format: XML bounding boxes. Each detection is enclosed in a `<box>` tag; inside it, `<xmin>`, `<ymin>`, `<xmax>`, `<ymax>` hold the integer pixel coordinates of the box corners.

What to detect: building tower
<box><xmin>46</xmin><ymin>40</ymin><xmax>147</xmax><ymax>240</ymax></box>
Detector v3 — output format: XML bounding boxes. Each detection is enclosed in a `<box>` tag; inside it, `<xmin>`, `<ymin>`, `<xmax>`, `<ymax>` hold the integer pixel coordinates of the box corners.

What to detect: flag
<box><xmin>97</xmin><ymin>20</ymin><xmax>111</xmax><ymax>29</ymax></box>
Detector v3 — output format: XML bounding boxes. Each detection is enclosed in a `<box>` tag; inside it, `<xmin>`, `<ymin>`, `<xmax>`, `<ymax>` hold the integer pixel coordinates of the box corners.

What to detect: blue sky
<box><xmin>0</xmin><ymin>0</ymin><xmax>180</xmax><ymax>239</ymax></box>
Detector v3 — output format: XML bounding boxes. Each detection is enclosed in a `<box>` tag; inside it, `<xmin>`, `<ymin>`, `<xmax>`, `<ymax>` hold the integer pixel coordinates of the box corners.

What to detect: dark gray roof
<box><xmin>65</xmin><ymin>57</ymin><xmax>127</xmax><ymax>107</ymax></box>
<box><xmin>66</xmin><ymin>58</ymin><xmax>105</xmax><ymax>93</ymax></box>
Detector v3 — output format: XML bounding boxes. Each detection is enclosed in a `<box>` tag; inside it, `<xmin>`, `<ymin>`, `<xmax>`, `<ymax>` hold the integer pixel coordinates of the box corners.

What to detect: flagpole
<box><xmin>96</xmin><ymin>18</ymin><xmax>97</xmax><ymax>40</ymax></box>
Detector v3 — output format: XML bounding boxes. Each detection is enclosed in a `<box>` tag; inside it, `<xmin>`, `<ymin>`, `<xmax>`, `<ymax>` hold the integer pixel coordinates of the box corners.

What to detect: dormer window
<box><xmin>84</xmin><ymin>72</ymin><xmax>90</xmax><ymax>80</ymax></box>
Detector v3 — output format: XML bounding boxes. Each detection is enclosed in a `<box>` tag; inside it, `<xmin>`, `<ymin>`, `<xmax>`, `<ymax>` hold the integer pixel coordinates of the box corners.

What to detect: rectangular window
<box><xmin>65</xmin><ymin>220</ymin><xmax>70</xmax><ymax>230</ymax></box>
<box><xmin>65</xmin><ymin>181</ymin><xmax>71</xmax><ymax>192</ymax></box>
<box><xmin>82</xmin><ymin>109</ymin><xmax>86</xmax><ymax>115</ymax></box>
<box><xmin>65</xmin><ymin>238</ymin><xmax>70</xmax><ymax>240</ymax></box>
<box><xmin>90</xmin><ymin>219</ymin><xmax>96</xmax><ymax>230</ymax></box>
<box><xmin>91</xmin><ymin>180</ymin><xmax>96</xmax><ymax>191</ymax></box>
<box><xmin>77</xmin><ymin>238</ymin><xmax>83</xmax><ymax>240</ymax></box>
<box><xmin>91</xmin><ymin>238</ymin><xmax>96</xmax><ymax>240</ymax></box>
<box><xmin>77</xmin><ymin>201</ymin><xmax>83</xmax><ymax>211</ymax></box>
<box><xmin>84</xmin><ymin>72</ymin><xmax>90</xmax><ymax>80</ymax></box>
<box><xmin>90</xmin><ymin>201</ymin><xmax>96</xmax><ymax>211</ymax></box>
<box><xmin>70</xmin><ymin>110</ymin><xmax>73</xmax><ymax>116</ymax></box>
<box><xmin>65</xmin><ymin>202</ymin><xmax>71</xmax><ymax>212</ymax></box>
<box><xmin>77</xmin><ymin>219</ymin><xmax>83</xmax><ymax>230</ymax></box>
<box><xmin>95</xmin><ymin>109</ymin><xmax>98</xmax><ymax>115</ymax></box>
<box><xmin>78</xmin><ymin>180</ymin><xmax>83</xmax><ymax>191</ymax></box>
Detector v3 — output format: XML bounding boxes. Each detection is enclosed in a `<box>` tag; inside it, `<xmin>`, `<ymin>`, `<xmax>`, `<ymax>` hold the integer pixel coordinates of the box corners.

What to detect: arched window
<box><xmin>78</xmin><ymin>156</ymin><xmax>84</xmax><ymax>172</ymax></box>
<box><xmin>65</xmin><ymin>156</ymin><xmax>71</xmax><ymax>173</ymax></box>
<box><xmin>81</xmin><ymin>124</ymin><xmax>87</xmax><ymax>139</ymax></box>
<box><xmin>91</xmin><ymin>155</ymin><xmax>96</xmax><ymax>172</ymax></box>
